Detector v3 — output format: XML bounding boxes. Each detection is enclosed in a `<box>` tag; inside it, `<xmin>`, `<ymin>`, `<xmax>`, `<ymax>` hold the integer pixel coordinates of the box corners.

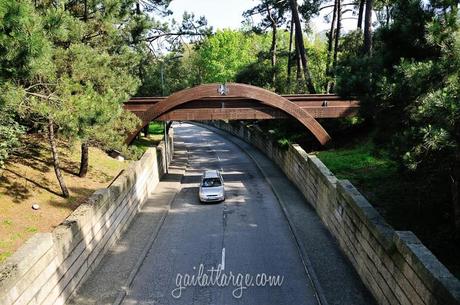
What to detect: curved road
<box><xmin>121</xmin><ymin>123</ymin><xmax>321</xmax><ymax>305</ymax></box>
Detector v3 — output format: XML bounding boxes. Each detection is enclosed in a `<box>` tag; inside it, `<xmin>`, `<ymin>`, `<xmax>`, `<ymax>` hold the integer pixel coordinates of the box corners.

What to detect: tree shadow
<box><xmin>3</xmin><ymin>168</ymin><xmax>62</xmax><ymax>198</ymax></box>
<box><xmin>12</xmin><ymin>136</ymin><xmax>80</xmax><ymax>176</ymax></box>
<box><xmin>48</xmin><ymin>187</ymin><xmax>100</xmax><ymax>216</ymax></box>
<box><xmin>0</xmin><ymin>174</ymin><xmax>32</xmax><ymax>203</ymax></box>
<box><xmin>10</xmin><ymin>154</ymin><xmax>51</xmax><ymax>174</ymax></box>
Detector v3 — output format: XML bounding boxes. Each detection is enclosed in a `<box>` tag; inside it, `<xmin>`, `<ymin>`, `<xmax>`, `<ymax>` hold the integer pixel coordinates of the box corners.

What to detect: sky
<box><xmin>169</xmin><ymin>0</ymin><xmax>256</xmax><ymax>30</ymax></box>
<box><xmin>168</xmin><ymin>0</ymin><xmax>358</xmax><ymax>34</ymax></box>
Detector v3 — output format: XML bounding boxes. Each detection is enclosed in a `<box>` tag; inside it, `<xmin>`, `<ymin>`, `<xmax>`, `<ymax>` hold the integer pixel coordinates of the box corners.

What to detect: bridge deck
<box><xmin>124</xmin><ymin>94</ymin><xmax>359</xmax><ymax>121</ymax></box>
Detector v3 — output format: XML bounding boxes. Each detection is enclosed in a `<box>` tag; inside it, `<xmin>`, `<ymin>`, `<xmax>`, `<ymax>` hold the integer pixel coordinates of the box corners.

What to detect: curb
<box><xmin>195</xmin><ymin>122</ymin><xmax>329</xmax><ymax>305</ymax></box>
<box><xmin>112</xmin><ymin>143</ymin><xmax>189</xmax><ymax>305</ymax></box>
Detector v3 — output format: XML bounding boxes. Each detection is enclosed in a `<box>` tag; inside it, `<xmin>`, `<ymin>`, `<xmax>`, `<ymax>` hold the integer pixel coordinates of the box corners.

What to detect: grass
<box><xmin>315</xmin><ymin>138</ymin><xmax>431</xmax><ymax>226</ymax></box>
<box><xmin>0</xmin><ymin>133</ymin><xmax>129</xmax><ymax>263</ymax></box>
<box><xmin>148</xmin><ymin>121</ymin><xmax>164</xmax><ymax>135</ymax></box>
<box><xmin>131</xmin><ymin>122</ymin><xmax>165</xmax><ymax>155</ymax></box>
<box><xmin>316</xmin><ymin>141</ymin><xmax>406</xmax><ymax>221</ymax></box>
<box><xmin>317</xmin><ymin>141</ymin><xmax>396</xmax><ymax>192</ymax></box>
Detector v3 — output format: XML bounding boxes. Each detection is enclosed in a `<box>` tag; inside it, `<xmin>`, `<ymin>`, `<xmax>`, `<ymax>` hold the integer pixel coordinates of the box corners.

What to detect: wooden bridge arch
<box><xmin>126</xmin><ymin>83</ymin><xmax>359</xmax><ymax>145</ymax></box>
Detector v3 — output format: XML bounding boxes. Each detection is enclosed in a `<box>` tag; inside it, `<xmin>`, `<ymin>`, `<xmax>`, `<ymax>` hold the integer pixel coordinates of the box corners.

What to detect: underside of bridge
<box><xmin>124</xmin><ymin>83</ymin><xmax>359</xmax><ymax>145</ymax></box>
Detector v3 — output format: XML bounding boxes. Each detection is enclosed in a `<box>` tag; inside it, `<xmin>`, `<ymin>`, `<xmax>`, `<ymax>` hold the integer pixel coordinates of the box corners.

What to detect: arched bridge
<box><xmin>124</xmin><ymin>83</ymin><xmax>359</xmax><ymax>145</ymax></box>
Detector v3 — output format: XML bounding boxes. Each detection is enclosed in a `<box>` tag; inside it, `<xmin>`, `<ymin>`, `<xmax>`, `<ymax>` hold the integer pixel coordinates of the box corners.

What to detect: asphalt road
<box><xmin>121</xmin><ymin>123</ymin><xmax>321</xmax><ymax>305</ymax></box>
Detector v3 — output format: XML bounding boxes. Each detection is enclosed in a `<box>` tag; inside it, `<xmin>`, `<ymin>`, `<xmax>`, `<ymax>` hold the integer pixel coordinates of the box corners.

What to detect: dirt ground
<box><xmin>0</xmin><ymin>134</ymin><xmax>129</xmax><ymax>262</ymax></box>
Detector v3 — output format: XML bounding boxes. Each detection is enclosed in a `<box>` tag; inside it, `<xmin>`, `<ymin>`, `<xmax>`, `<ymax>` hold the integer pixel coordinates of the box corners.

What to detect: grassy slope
<box><xmin>316</xmin><ymin>141</ymin><xmax>401</xmax><ymax>217</ymax></box>
<box><xmin>316</xmin><ymin>137</ymin><xmax>460</xmax><ymax>278</ymax></box>
<box><xmin>0</xmin><ymin>134</ymin><xmax>129</xmax><ymax>262</ymax></box>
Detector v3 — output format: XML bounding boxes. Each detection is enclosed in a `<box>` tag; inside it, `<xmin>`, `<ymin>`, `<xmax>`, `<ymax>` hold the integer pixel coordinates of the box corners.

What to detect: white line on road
<box><xmin>221</xmin><ymin>247</ymin><xmax>226</xmax><ymax>270</ymax></box>
<box><xmin>211</xmin><ymin>148</ymin><xmax>224</xmax><ymax>172</ymax></box>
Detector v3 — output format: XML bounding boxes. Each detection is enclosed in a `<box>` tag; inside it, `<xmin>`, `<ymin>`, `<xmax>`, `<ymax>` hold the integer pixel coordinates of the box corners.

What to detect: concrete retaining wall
<box><xmin>0</xmin><ymin>131</ymin><xmax>174</xmax><ymax>305</ymax></box>
<box><xmin>210</xmin><ymin>120</ymin><xmax>460</xmax><ymax>305</ymax></box>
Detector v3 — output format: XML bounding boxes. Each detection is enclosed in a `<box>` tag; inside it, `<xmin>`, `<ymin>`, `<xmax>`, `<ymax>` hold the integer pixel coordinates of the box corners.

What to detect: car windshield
<box><xmin>202</xmin><ymin>177</ymin><xmax>222</xmax><ymax>187</ymax></box>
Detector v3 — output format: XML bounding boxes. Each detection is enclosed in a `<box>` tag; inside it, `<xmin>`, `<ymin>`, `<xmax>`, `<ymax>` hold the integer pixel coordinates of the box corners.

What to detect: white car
<box><xmin>199</xmin><ymin>170</ymin><xmax>225</xmax><ymax>203</ymax></box>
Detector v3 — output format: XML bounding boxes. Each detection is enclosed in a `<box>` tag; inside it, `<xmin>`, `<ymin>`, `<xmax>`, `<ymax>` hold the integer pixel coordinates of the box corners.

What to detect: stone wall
<box><xmin>210</xmin><ymin>120</ymin><xmax>460</xmax><ymax>305</ymax></box>
<box><xmin>0</xmin><ymin>131</ymin><xmax>174</xmax><ymax>305</ymax></box>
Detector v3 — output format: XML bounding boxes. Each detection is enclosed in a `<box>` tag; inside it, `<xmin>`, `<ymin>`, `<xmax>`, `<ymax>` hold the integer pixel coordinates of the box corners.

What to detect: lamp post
<box><xmin>160</xmin><ymin>55</ymin><xmax>182</xmax><ymax>174</ymax></box>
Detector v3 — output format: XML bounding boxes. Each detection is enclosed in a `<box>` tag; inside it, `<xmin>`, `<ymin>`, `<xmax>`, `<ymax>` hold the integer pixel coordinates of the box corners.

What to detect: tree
<box><xmin>0</xmin><ymin>0</ymin><xmax>44</xmax><ymax>168</ymax></box>
<box><xmin>363</xmin><ymin>0</ymin><xmax>373</xmax><ymax>54</ymax></box>
<box><xmin>357</xmin><ymin>0</ymin><xmax>365</xmax><ymax>29</ymax></box>
<box><xmin>325</xmin><ymin>0</ymin><xmax>339</xmax><ymax>92</ymax></box>
<box><xmin>337</xmin><ymin>0</ymin><xmax>460</xmax><ymax>235</ymax></box>
<box><xmin>0</xmin><ymin>1</ymin><xmax>143</xmax><ymax>196</ymax></box>
<box><xmin>195</xmin><ymin>30</ymin><xmax>256</xmax><ymax>83</ymax></box>
<box><xmin>0</xmin><ymin>0</ymin><xmax>73</xmax><ymax>195</ymax></box>
<box><xmin>289</xmin><ymin>0</ymin><xmax>316</xmax><ymax>93</ymax></box>
<box><xmin>39</xmin><ymin>1</ymin><xmax>144</xmax><ymax>178</ymax></box>
<box><xmin>0</xmin><ymin>113</ymin><xmax>24</xmax><ymax>169</ymax></box>
<box><xmin>53</xmin><ymin>43</ymin><xmax>141</xmax><ymax>177</ymax></box>
<box><xmin>391</xmin><ymin>11</ymin><xmax>460</xmax><ymax>235</ymax></box>
<box><xmin>243</xmin><ymin>0</ymin><xmax>287</xmax><ymax>85</ymax></box>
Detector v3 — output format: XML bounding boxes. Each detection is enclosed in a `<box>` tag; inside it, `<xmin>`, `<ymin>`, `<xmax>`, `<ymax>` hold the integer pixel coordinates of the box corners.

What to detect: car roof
<box><xmin>203</xmin><ymin>170</ymin><xmax>220</xmax><ymax>178</ymax></box>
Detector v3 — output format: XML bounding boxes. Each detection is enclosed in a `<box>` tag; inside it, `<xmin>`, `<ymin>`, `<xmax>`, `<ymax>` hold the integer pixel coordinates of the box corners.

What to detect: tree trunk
<box><xmin>357</xmin><ymin>0</ymin><xmax>365</xmax><ymax>29</ymax></box>
<box><xmin>363</xmin><ymin>0</ymin><xmax>373</xmax><ymax>54</ymax></box>
<box><xmin>266</xmin><ymin>5</ymin><xmax>277</xmax><ymax>85</ymax></box>
<box><xmin>328</xmin><ymin>0</ymin><xmax>341</xmax><ymax>92</ymax></box>
<box><xmin>333</xmin><ymin>0</ymin><xmax>341</xmax><ymax>70</ymax></box>
<box><xmin>289</xmin><ymin>0</ymin><xmax>316</xmax><ymax>93</ymax></box>
<box><xmin>79</xmin><ymin>142</ymin><xmax>89</xmax><ymax>178</ymax></box>
<box><xmin>83</xmin><ymin>0</ymin><xmax>88</xmax><ymax>22</ymax></box>
<box><xmin>287</xmin><ymin>16</ymin><xmax>294</xmax><ymax>87</ymax></box>
<box><xmin>451</xmin><ymin>154</ymin><xmax>460</xmax><ymax>238</ymax></box>
<box><xmin>325</xmin><ymin>0</ymin><xmax>338</xmax><ymax>92</ymax></box>
<box><xmin>386</xmin><ymin>5</ymin><xmax>390</xmax><ymax>26</ymax></box>
<box><xmin>295</xmin><ymin>33</ymin><xmax>302</xmax><ymax>90</ymax></box>
<box><xmin>48</xmin><ymin>119</ymin><xmax>70</xmax><ymax>198</ymax></box>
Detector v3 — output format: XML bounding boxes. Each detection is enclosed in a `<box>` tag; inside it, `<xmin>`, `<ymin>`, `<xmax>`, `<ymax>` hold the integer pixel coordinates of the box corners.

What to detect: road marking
<box><xmin>211</xmin><ymin>147</ymin><xmax>224</xmax><ymax>172</ymax></box>
<box><xmin>215</xmin><ymin>150</ymin><xmax>221</xmax><ymax>161</ymax></box>
<box><xmin>221</xmin><ymin>247</ymin><xmax>226</xmax><ymax>270</ymax></box>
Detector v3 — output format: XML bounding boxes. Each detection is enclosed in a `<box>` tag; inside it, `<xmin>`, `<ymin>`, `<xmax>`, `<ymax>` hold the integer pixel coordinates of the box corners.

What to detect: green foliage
<box><xmin>129</xmin><ymin>122</ymin><xmax>165</xmax><ymax>159</ymax></box>
<box><xmin>0</xmin><ymin>0</ymin><xmax>49</xmax><ymax>167</ymax></box>
<box><xmin>304</xmin><ymin>36</ymin><xmax>328</xmax><ymax>92</ymax></box>
<box><xmin>0</xmin><ymin>0</ymin><xmax>52</xmax><ymax>81</ymax></box>
<box><xmin>6</xmin><ymin>2</ymin><xmax>142</xmax><ymax>151</ymax></box>
<box><xmin>317</xmin><ymin>141</ymin><xmax>396</xmax><ymax>183</ymax></box>
<box><xmin>0</xmin><ymin>114</ymin><xmax>24</xmax><ymax>168</ymax></box>
<box><xmin>53</xmin><ymin>42</ymin><xmax>141</xmax><ymax>148</ymax></box>
<box><xmin>334</xmin><ymin>0</ymin><xmax>460</xmax><ymax>242</ymax></box>
<box><xmin>236</xmin><ymin>31</ymin><xmax>328</xmax><ymax>94</ymax></box>
<box><xmin>137</xmin><ymin>50</ymin><xmax>201</xmax><ymax>96</ymax></box>
<box><xmin>397</xmin><ymin>35</ymin><xmax>460</xmax><ymax>172</ymax></box>
<box><xmin>195</xmin><ymin>30</ymin><xmax>258</xmax><ymax>83</ymax></box>
<box><xmin>148</xmin><ymin>121</ymin><xmax>164</xmax><ymax>134</ymax></box>
<box><xmin>236</xmin><ymin>61</ymin><xmax>277</xmax><ymax>90</ymax></box>
<box><xmin>276</xmin><ymin>138</ymin><xmax>291</xmax><ymax>150</ymax></box>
